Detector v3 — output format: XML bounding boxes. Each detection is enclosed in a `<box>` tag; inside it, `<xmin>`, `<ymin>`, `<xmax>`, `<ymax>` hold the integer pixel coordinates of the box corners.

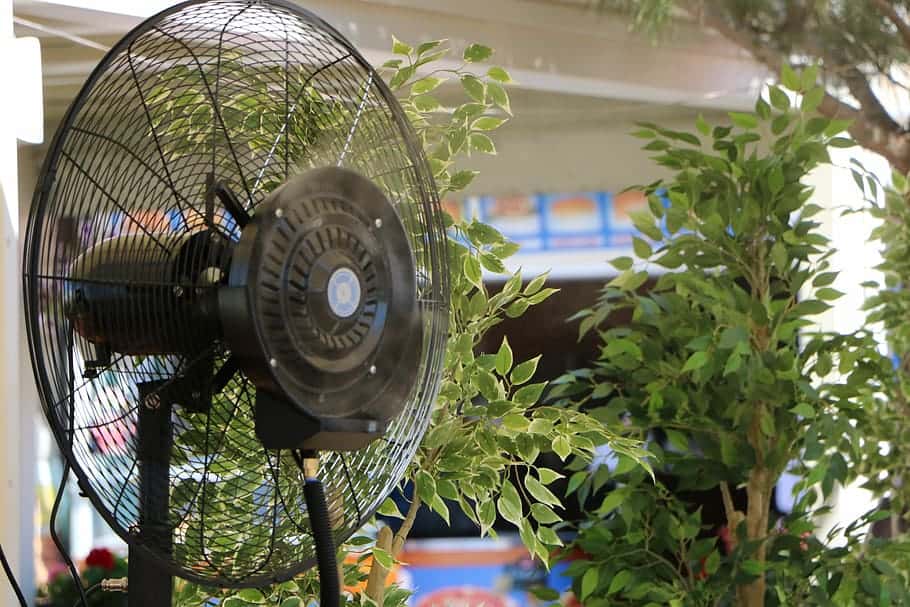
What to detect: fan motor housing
<box><xmin>219</xmin><ymin>166</ymin><xmax>422</xmax><ymax>450</ymax></box>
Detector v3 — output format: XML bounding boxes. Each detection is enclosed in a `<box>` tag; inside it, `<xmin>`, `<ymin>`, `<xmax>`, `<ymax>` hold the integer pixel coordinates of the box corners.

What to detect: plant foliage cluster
<box><xmin>554</xmin><ymin>67</ymin><xmax>910</xmax><ymax>605</ymax></box>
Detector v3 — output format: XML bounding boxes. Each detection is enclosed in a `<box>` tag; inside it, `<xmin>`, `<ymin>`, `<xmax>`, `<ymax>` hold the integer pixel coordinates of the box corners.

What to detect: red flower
<box><xmin>85</xmin><ymin>548</ymin><xmax>116</xmax><ymax>570</ymax></box>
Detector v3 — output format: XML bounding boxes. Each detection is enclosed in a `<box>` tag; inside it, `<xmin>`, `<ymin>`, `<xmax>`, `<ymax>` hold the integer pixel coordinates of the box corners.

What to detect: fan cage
<box><xmin>23</xmin><ymin>0</ymin><xmax>448</xmax><ymax>587</ymax></box>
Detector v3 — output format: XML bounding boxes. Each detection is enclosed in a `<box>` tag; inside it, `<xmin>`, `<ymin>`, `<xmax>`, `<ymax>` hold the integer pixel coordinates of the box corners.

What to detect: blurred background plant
<box><xmin>41</xmin><ymin>548</ymin><xmax>126</xmax><ymax>607</ymax></box>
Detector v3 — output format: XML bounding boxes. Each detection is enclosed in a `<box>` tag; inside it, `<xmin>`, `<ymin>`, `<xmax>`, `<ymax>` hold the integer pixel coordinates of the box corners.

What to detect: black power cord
<box><xmin>71</xmin><ymin>581</ymin><xmax>102</xmax><ymax>607</ymax></box>
<box><xmin>294</xmin><ymin>450</ymin><xmax>340</xmax><ymax>607</ymax></box>
<box><xmin>51</xmin><ymin>459</ymin><xmax>89</xmax><ymax>607</ymax></box>
<box><xmin>0</xmin><ymin>541</ymin><xmax>28</xmax><ymax>607</ymax></box>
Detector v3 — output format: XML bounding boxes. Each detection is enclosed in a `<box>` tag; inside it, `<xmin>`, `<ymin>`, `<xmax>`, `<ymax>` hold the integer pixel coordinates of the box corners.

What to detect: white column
<box><xmin>1</xmin><ymin>1</ymin><xmax>42</xmax><ymax>603</ymax></box>
<box><xmin>0</xmin><ymin>0</ymin><xmax>24</xmax><ymax>604</ymax></box>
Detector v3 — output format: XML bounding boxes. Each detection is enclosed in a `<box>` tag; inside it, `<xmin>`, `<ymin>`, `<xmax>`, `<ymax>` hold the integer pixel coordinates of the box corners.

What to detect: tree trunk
<box><xmin>736</xmin><ymin>466</ymin><xmax>771</xmax><ymax>607</ymax></box>
<box><xmin>678</xmin><ymin>0</ymin><xmax>910</xmax><ymax>176</ymax></box>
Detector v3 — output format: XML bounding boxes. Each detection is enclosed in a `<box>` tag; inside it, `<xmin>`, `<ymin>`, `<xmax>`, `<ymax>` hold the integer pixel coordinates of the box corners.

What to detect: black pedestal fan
<box><xmin>21</xmin><ymin>1</ymin><xmax>448</xmax><ymax>605</ymax></box>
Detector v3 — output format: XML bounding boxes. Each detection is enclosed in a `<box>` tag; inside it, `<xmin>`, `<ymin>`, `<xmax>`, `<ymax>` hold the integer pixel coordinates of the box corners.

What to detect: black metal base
<box><xmin>129</xmin><ymin>384</ymin><xmax>174</xmax><ymax>606</ymax></box>
<box><xmin>127</xmin><ymin>545</ymin><xmax>172</xmax><ymax>607</ymax></box>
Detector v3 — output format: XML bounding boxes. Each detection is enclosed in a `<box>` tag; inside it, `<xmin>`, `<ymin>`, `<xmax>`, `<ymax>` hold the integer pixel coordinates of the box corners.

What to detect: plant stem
<box><xmin>364</xmin><ymin>494</ymin><xmax>423</xmax><ymax>603</ymax></box>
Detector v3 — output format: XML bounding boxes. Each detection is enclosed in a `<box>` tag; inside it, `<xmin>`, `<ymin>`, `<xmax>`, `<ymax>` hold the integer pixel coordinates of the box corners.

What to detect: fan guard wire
<box><xmin>23</xmin><ymin>0</ymin><xmax>448</xmax><ymax>588</ymax></box>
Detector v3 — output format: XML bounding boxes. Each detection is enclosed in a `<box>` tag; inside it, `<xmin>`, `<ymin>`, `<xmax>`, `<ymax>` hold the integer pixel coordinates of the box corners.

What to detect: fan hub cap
<box><xmin>327</xmin><ymin>267</ymin><xmax>361</xmax><ymax>318</ymax></box>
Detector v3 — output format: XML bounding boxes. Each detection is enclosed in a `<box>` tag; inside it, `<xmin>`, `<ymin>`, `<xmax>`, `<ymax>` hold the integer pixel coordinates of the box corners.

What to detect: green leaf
<box><xmin>705</xmin><ymin>550</ymin><xmax>721</xmax><ymax>574</ymax></box>
<box><xmin>538</xmin><ymin>468</ymin><xmax>562</xmax><ymax>484</ymax></box>
<box><xmin>413</xmin><ymin>94</ymin><xmax>440</xmax><ymax>112</ymax></box>
<box><xmin>416</xmin><ymin>39</ymin><xmax>445</xmax><ymax>55</ymax></box>
<box><xmin>377</xmin><ymin>497</ymin><xmax>403</xmax><ymax>518</ymax></box>
<box><xmin>801</xmin><ymin>86</ymin><xmax>824</xmax><ymax>112</ymax></box>
<box><xmin>772</xmin><ymin>240</ymin><xmax>788</xmax><ymax>273</ymax></box>
<box><xmin>530</xmin><ymin>587</ymin><xmax>560</xmax><ymax>601</ymax></box>
<box><xmin>824</xmin><ymin>119</ymin><xmax>852</xmax><ymax>136</ymax></box>
<box><xmin>816</xmin><ymin>287</ymin><xmax>843</xmax><ymax>301</ymax></box>
<box><xmin>791</xmin><ymin>402</ymin><xmax>815</xmax><ymax>418</ymax></box>
<box><xmin>497</xmin><ymin>479</ymin><xmax>523</xmax><ymax>525</ymax></box>
<box><xmin>511</xmin><ymin>356</ymin><xmax>541</xmax><ymax>385</ymax></box>
<box><xmin>608</xmin><ymin>570</ymin><xmax>633</xmax><ymax>595</ymax></box>
<box><xmin>463</xmin><ymin>43</ymin><xmax>493</xmax><ymax>62</ymax></box>
<box><xmin>801</xmin><ymin>64</ymin><xmax>819</xmax><ymax>89</ymax></box>
<box><xmin>392</xmin><ymin>36</ymin><xmax>412</xmax><ymax>55</ymax></box>
<box><xmin>514</xmin><ymin>382</ymin><xmax>547</xmax><ymax>406</ymax></box>
<box><xmin>729</xmin><ymin>112</ymin><xmax>758</xmax><ymax>129</ymax></box>
<box><xmin>470</xmin><ymin>133</ymin><xmax>497</xmax><ymax>154</ymax></box>
<box><xmin>553</xmin><ymin>435</ymin><xmax>571</xmax><ymax>460</ymax></box>
<box><xmin>632</xmin><ymin>237</ymin><xmax>652</xmax><ymax>259</ymax></box>
<box><xmin>718</xmin><ymin>326</ymin><xmax>748</xmax><ymax>350</ymax></box>
<box><xmin>829</xmin><ymin>137</ymin><xmax>856</xmax><ymax>148</ymax></box>
<box><xmin>411</xmin><ymin>76</ymin><xmax>444</xmax><ymax>95</ymax></box>
<box><xmin>696</xmin><ymin>114</ymin><xmax>710</xmax><ymax>135</ymax></box>
<box><xmin>474</xmin><ymin>369</ymin><xmax>500</xmax><ymax>401</ymax></box>
<box><xmin>472</xmin><ymin>116</ymin><xmax>507</xmax><ymax>131</ymax></box>
<box><xmin>460</xmin><ymin>75</ymin><xmax>485</xmax><ymax>102</ymax></box>
<box><xmin>502</xmin><ymin>413</ymin><xmax>527</xmax><ymax>431</ymax></box>
<box><xmin>480</xmin><ymin>251</ymin><xmax>506</xmax><ymax>273</ymax></box>
<box><xmin>610</xmin><ymin>256</ymin><xmax>634</xmax><ymax>271</ymax></box>
<box><xmin>415</xmin><ymin>469</ymin><xmax>437</xmax><ymax>503</ymax></box>
<box><xmin>280</xmin><ymin>598</ymin><xmax>302</xmax><ymax>607</ymax></box>
<box><xmin>629</xmin><ymin>210</ymin><xmax>663</xmax><ymax>241</ymax></box>
<box><xmin>528</xmin><ymin>287</ymin><xmax>557</xmax><ymax>304</ymax></box>
<box><xmin>682</xmin><ymin>351</ymin><xmax>709</xmax><ymax>373</ymax></box>
<box><xmin>769</xmin><ymin>165</ymin><xmax>785</xmax><ymax>194</ymax></box>
<box><xmin>769</xmin><ymin>86</ymin><xmax>790</xmax><ymax>111</ymax></box>
<box><xmin>495</xmin><ymin>337</ymin><xmax>513</xmax><ymax>376</ymax></box>
<box><xmin>373</xmin><ymin>547</ymin><xmax>394</xmax><ymax>569</ymax></box>
<box><xmin>487</xmin><ymin>81</ymin><xmax>511</xmax><ymax>114</ymax></box>
<box><xmin>524</xmin><ymin>272</ymin><xmax>549</xmax><ymax>296</ymax></box>
<box><xmin>506</xmin><ymin>298</ymin><xmax>530</xmax><ymax>318</ymax></box>
<box><xmin>237</xmin><ymin>589</ymin><xmax>264</xmax><ymax>603</ymax></box>
<box><xmin>597</xmin><ymin>490</ymin><xmax>626</xmax><ymax>514</ymax></box>
<box><xmin>813</xmin><ymin>271</ymin><xmax>837</xmax><ymax>287</ymax></box>
<box><xmin>781</xmin><ymin>62</ymin><xmax>800</xmax><ymax>90</ymax></box>
<box><xmin>581</xmin><ymin>568</ymin><xmax>599</xmax><ymax>600</ymax></box>
<box><xmin>463</xmin><ymin>255</ymin><xmax>483</xmax><ymax>288</ymax></box>
<box><xmin>449</xmin><ymin>169</ymin><xmax>478</xmax><ymax>190</ymax></box>
<box><xmin>487</xmin><ymin>66</ymin><xmax>512</xmax><ymax>82</ymax></box>
<box><xmin>566</xmin><ymin>471</ymin><xmax>586</xmax><ymax>495</ymax></box>
<box><xmin>525</xmin><ymin>475</ymin><xmax>562</xmax><ymax>507</ymax></box>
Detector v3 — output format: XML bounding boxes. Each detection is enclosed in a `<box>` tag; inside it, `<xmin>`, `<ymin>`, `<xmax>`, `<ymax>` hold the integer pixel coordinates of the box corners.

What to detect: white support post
<box><xmin>1</xmin><ymin>1</ymin><xmax>42</xmax><ymax>603</ymax></box>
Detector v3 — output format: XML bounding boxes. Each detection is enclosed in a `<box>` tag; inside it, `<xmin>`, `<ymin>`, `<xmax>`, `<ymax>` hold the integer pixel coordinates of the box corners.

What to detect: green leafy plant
<box><xmin>555</xmin><ymin>66</ymin><xmax>908</xmax><ymax>605</ymax></box>
<box><xmin>164</xmin><ymin>37</ymin><xmax>646</xmax><ymax>607</ymax></box>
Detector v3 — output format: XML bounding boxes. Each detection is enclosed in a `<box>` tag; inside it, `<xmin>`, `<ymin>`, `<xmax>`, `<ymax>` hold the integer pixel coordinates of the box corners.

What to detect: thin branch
<box><xmin>719</xmin><ymin>481</ymin><xmax>736</xmax><ymax>523</ymax></box>
<box><xmin>871</xmin><ymin>0</ymin><xmax>910</xmax><ymax>50</ymax></box>
<box><xmin>364</xmin><ymin>494</ymin><xmax>422</xmax><ymax>602</ymax></box>
<box><xmin>679</xmin><ymin>0</ymin><xmax>910</xmax><ymax>173</ymax></box>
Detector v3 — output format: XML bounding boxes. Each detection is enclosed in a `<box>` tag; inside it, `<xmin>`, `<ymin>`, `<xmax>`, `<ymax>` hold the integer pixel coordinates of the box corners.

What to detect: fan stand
<box><xmin>130</xmin><ymin>382</ymin><xmax>174</xmax><ymax>607</ymax></box>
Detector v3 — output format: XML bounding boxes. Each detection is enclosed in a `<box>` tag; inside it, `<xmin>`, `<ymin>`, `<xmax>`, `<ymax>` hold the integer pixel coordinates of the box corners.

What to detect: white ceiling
<box><xmin>12</xmin><ymin>0</ymin><xmax>766</xmax><ymax>138</ymax></box>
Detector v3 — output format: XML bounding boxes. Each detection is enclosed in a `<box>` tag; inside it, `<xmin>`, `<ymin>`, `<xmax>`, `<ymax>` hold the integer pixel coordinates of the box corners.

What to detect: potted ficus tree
<box><xmin>554</xmin><ymin>66</ymin><xmax>910</xmax><ymax>605</ymax></box>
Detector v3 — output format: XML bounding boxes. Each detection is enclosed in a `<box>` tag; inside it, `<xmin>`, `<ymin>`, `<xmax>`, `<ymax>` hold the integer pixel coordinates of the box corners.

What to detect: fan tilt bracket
<box><xmin>255</xmin><ymin>390</ymin><xmax>387</xmax><ymax>450</ymax></box>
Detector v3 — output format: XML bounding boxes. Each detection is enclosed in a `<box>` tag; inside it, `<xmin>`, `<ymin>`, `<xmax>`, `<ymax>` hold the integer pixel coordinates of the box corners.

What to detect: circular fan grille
<box><xmin>23</xmin><ymin>0</ymin><xmax>448</xmax><ymax>587</ymax></box>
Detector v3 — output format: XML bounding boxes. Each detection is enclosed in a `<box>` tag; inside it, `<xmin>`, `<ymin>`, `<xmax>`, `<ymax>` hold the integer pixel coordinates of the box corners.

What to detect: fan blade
<box><xmin>211</xmin><ymin>354</ymin><xmax>239</xmax><ymax>394</ymax></box>
<box><xmin>214</xmin><ymin>182</ymin><xmax>250</xmax><ymax>228</ymax></box>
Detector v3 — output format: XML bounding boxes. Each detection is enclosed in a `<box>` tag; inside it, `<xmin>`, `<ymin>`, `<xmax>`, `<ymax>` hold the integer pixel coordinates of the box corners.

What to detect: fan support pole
<box><xmin>129</xmin><ymin>387</ymin><xmax>173</xmax><ymax>607</ymax></box>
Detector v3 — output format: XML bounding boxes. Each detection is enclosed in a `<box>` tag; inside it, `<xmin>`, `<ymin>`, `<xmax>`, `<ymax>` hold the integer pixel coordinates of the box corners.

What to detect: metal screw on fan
<box><xmin>22</xmin><ymin>0</ymin><xmax>449</xmax><ymax>602</ymax></box>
